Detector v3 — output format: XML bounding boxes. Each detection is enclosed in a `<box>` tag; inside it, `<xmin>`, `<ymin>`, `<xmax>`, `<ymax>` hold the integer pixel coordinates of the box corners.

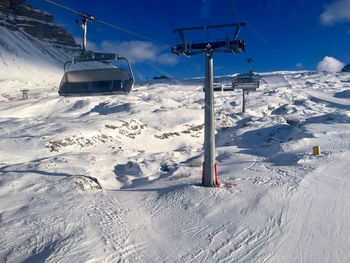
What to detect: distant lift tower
<box><xmin>172</xmin><ymin>23</ymin><xmax>246</xmax><ymax>187</ymax></box>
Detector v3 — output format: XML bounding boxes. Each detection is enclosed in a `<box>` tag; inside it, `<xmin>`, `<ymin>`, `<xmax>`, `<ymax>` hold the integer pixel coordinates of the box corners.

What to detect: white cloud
<box><xmin>320</xmin><ymin>0</ymin><xmax>350</xmax><ymax>25</ymax></box>
<box><xmin>157</xmin><ymin>53</ymin><xmax>178</xmax><ymax>65</ymax></box>
<box><xmin>72</xmin><ymin>38</ymin><xmax>177</xmax><ymax>66</ymax></box>
<box><xmin>100</xmin><ymin>40</ymin><xmax>178</xmax><ymax>66</ymax></box>
<box><xmin>316</xmin><ymin>56</ymin><xmax>344</xmax><ymax>72</ymax></box>
<box><xmin>296</xmin><ymin>62</ymin><xmax>303</xmax><ymax>68</ymax></box>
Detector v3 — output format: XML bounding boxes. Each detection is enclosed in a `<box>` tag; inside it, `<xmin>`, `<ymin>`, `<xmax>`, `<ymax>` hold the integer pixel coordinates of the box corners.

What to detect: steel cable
<box><xmin>44</xmin><ymin>0</ymin><xmax>171</xmax><ymax>47</ymax></box>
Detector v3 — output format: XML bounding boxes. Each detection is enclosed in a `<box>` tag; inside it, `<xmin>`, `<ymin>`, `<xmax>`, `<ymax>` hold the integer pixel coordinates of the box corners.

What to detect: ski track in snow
<box><xmin>268</xmin><ymin>151</ymin><xmax>350</xmax><ymax>263</ymax></box>
<box><xmin>0</xmin><ymin>70</ymin><xmax>350</xmax><ymax>262</ymax></box>
<box><xmin>0</xmin><ymin>162</ymin><xmax>144</xmax><ymax>262</ymax></box>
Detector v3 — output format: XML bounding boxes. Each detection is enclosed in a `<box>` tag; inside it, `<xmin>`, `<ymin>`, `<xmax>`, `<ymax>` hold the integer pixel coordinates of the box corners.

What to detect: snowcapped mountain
<box><xmin>0</xmin><ymin>0</ymin><xmax>80</xmax><ymax>89</ymax></box>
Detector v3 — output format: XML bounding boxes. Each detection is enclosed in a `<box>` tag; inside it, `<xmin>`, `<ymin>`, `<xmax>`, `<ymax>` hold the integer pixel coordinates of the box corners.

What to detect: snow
<box><xmin>0</xmin><ymin>24</ymin><xmax>106</xmax><ymax>86</ymax></box>
<box><xmin>0</xmin><ymin>25</ymin><xmax>68</xmax><ymax>84</ymax></box>
<box><xmin>1</xmin><ymin>22</ymin><xmax>350</xmax><ymax>262</ymax></box>
<box><xmin>269</xmin><ymin>151</ymin><xmax>350</xmax><ymax>263</ymax></box>
<box><xmin>1</xmin><ymin>67</ymin><xmax>350</xmax><ymax>262</ymax></box>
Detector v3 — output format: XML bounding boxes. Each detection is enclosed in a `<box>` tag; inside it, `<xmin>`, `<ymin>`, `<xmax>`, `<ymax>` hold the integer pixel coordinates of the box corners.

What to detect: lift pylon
<box><xmin>172</xmin><ymin>23</ymin><xmax>246</xmax><ymax>187</ymax></box>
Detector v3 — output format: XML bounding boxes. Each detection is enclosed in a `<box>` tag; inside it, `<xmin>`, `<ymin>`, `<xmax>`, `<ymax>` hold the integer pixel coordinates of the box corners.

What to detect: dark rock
<box><xmin>153</xmin><ymin>75</ymin><xmax>170</xmax><ymax>80</ymax></box>
<box><xmin>342</xmin><ymin>63</ymin><xmax>350</xmax><ymax>72</ymax></box>
<box><xmin>0</xmin><ymin>0</ymin><xmax>10</xmax><ymax>8</ymax></box>
<box><xmin>0</xmin><ymin>0</ymin><xmax>80</xmax><ymax>50</ymax></box>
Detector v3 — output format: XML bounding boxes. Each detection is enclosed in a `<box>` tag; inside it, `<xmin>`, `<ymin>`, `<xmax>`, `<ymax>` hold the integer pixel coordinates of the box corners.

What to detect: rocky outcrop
<box><xmin>0</xmin><ymin>0</ymin><xmax>80</xmax><ymax>50</ymax></box>
<box><xmin>342</xmin><ymin>64</ymin><xmax>350</xmax><ymax>72</ymax></box>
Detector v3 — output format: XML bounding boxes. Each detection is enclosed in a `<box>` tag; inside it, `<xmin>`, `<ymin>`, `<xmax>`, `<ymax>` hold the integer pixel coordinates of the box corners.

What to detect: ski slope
<box><xmin>269</xmin><ymin>150</ymin><xmax>350</xmax><ymax>263</ymax></box>
<box><xmin>1</xmin><ymin>70</ymin><xmax>350</xmax><ymax>262</ymax></box>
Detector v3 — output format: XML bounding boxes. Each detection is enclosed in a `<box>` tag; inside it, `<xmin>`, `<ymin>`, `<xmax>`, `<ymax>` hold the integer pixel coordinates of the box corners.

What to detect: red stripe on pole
<box><xmin>202</xmin><ymin>162</ymin><xmax>205</xmax><ymax>185</ymax></box>
<box><xmin>215</xmin><ymin>163</ymin><xmax>220</xmax><ymax>186</ymax></box>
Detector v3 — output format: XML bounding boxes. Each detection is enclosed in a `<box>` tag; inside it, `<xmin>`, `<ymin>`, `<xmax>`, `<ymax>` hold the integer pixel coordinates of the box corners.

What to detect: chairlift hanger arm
<box><xmin>233</xmin><ymin>26</ymin><xmax>241</xmax><ymax>40</ymax></box>
<box><xmin>118</xmin><ymin>57</ymin><xmax>135</xmax><ymax>86</ymax></box>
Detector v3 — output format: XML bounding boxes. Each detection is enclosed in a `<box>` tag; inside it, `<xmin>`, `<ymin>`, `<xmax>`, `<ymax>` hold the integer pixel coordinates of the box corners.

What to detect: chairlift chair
<box><xmin>232</xmin><ymin>58</ymin><xmax>260</xmax><ymax>113</ymax></box>
<box><xmin>55</xmin><ymin>8</ymin><xmax>135</xmax><ymax>97</ymax></box>
<box><xmin>232</xmin><ymin>71</ymin><xmax>260</xmax><ymax>92</ymax></box>
<box><xmin>58</xmin><ymin>51</ymin><xmax>135</xmax><ymax>97</ymax></box>
<box><xmin>232</xmin><ymin>58</ymin><xmax>260</xmax><ymax>91</ymax></box>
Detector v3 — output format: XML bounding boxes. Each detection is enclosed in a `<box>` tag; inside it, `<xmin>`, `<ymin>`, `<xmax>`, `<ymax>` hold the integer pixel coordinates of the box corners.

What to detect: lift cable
<box><xmin>230</xmin><ymin>0</ymin><xmax>250</xmax><ymax>60</ymax></box>
<box><xmin>230</xmin><ymin>0</ymin><xmax>240</xmax><ymax>26</ymax></box>
<box><xmin>93</xmin><ymin>18</ymin><xmax>169</xmax><ymax>47</ymax></box>
<box><xmin>45</xmin><ymin>0</ymin><xmax>86</xmax><ymax>18</ymax></box>
<box><xmin>44</xmin><ymin>0</ymin><xmax>171</xmax><ymax>47</ymax></box>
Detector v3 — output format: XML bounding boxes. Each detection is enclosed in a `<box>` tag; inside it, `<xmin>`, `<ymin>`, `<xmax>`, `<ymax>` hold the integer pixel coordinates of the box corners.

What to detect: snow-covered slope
<box><xmin>0</xmin><ymin>24</ymin><xmax>73</xmax><ymax>81</ymax></box>
<box><xmin>0</xmin><ymin>24</ymin><xmax>112</xmax><ymax>101</ymax></box>
<box><xmin>0</xmin><ymin>25</ymin><xmax>79</xmax><ymax>104</ymax></box>
<box><xmin>0</xmin><ymin>14</ymin><xmax>79</xmax><ymax>102</ymax></box>
<box><xmin>0</xmin><ymin>0</ymin><xmax>81</xmax><ymax>85</ymax></box>
<box><xmin>1</xmin><ymin>70</ymin><xmax>350</xmax><ymax>262</ymax></box>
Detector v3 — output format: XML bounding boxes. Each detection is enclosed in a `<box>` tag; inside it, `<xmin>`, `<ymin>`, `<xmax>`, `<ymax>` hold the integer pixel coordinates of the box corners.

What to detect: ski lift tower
<box><xmin>172</xmin><ymin>23</ymin><xmax>246</xmax><ymax>187</ymax></box>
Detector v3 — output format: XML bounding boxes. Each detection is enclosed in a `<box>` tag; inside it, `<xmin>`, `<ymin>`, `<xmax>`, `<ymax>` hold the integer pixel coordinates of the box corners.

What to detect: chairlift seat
<box><xmin>233</xmin><ymin>72</ymin><xmax>260</xmax><ymax>91</ymax></box>
<box><xmin>59</xmin><ymin>68</ymin><xmax>133</xmax><ymax>97</ymax></box>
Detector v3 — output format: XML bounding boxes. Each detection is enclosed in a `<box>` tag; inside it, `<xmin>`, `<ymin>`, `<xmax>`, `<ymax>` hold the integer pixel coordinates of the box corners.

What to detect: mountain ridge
<box><xmin>0</xmin><ymin>0</ymin><xmax>83</xmax><ymax>83</ymax></box>
<box><xmin>0</xmin><ymin>0</ymin><xmax>79</xmax><ymax>49</ymax></box>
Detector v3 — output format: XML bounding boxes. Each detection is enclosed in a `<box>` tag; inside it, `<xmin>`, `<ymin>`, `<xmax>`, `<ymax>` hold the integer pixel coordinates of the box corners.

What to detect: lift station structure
<box><xmin>172</xmin><ymin>23</ymin><xmax>246</xmax><ymax>187</ymax></box>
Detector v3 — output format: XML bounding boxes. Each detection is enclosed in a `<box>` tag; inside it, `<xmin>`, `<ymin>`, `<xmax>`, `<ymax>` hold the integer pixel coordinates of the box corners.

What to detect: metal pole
<box><xmin>242</xmin><ymin>91</ymin><xmax>246</xmax><ymax>113</ymax></box>
<box><xmin>248</xmin><ymin>58</ymin><xmax>253</xmax><ymax>74</ymax></box>
<box><xmin>82</xmin><ymin>18</ymin><xmax>87</xmax><ymax>52</ymax></box>
<box><xmin>203</xmin><ymin>50</ymin><xmax>218</xmax><ymax>187</ymax></box>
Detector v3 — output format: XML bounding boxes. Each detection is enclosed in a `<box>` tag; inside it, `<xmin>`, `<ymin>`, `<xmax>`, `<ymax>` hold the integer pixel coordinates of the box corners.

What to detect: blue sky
<box><xmin>29</xmin><ymin>0</ymin><xmax>350</xmax><ymax>79</ymax></box>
